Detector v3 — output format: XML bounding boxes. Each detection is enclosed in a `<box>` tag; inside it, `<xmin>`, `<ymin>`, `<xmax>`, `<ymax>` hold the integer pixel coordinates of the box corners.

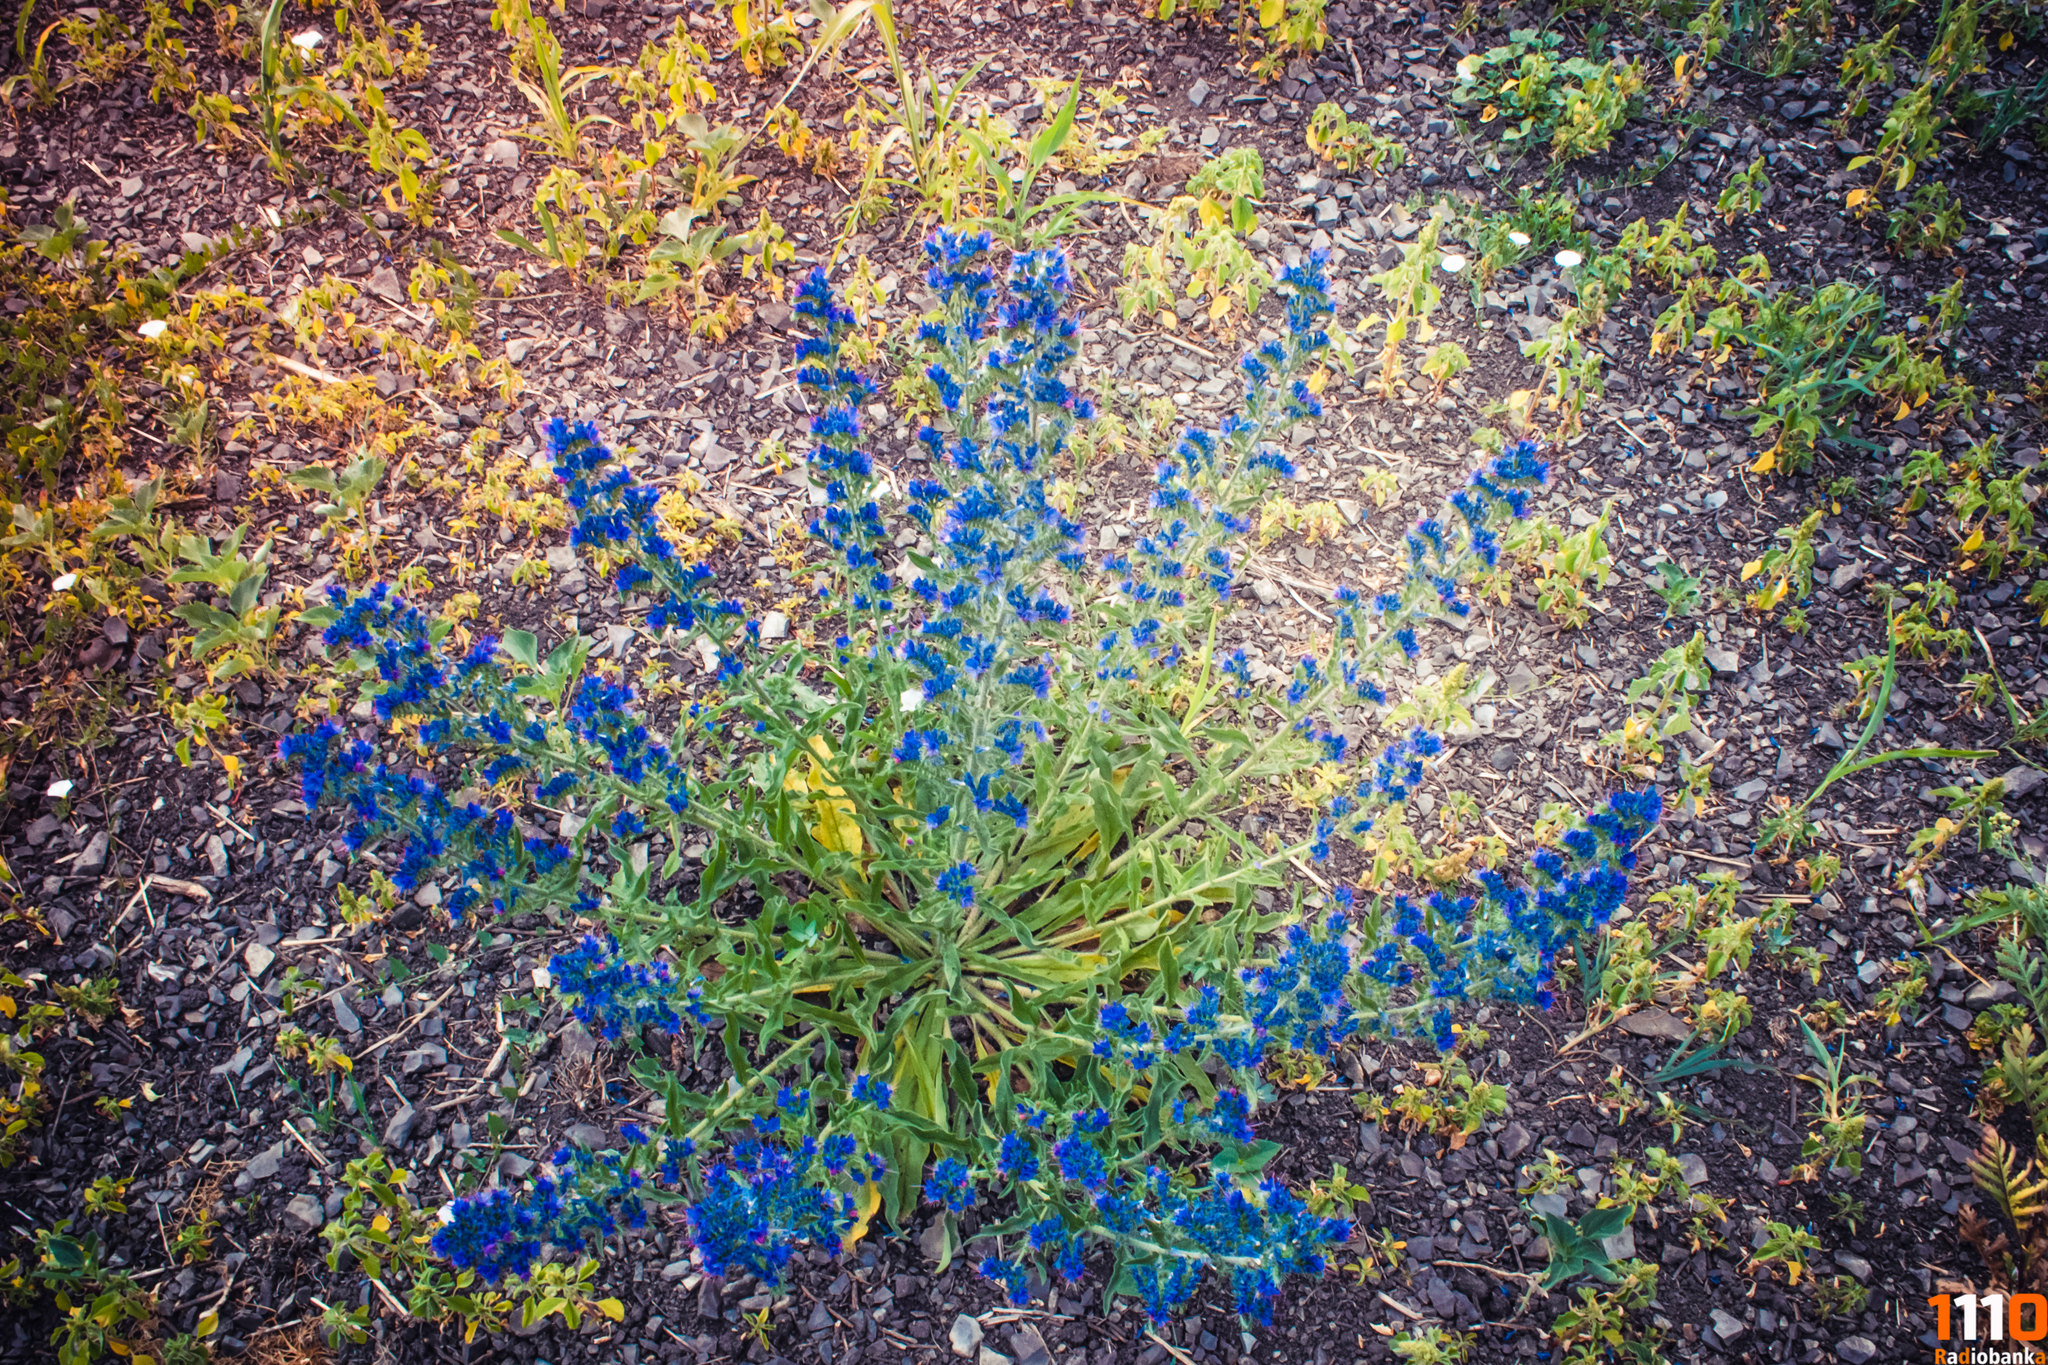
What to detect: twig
<box><xmin>1375</xmin><ymin>1291</ymin><xmax>1423</xmax><ymax>1320</ymax></box>
<box><xmin>1559</xmin><ymin>1009</ymin><xmax>1630</xmax><ymax>1053</ymax></box>
<box><xmin>358</xmin><ymin>983</ymin><xmax>460</xmax><ymax>1059</ymax></box>
<box><xmin>1430</xmin><ymin>1258</ymin><xmax>1541</xmax><ymax>1285</ymax></box>
<box><xmin>1144</xmin><ymin>1329</ymin><xmax>1199</xmax><ymax>1365</ymax></box>
<box><xmin>271</xmin><ymin>354</ymin><xmax>353</xmax><ymax>387</ymax></box>
<box><xmin>206</xmin><ymin>801</ymin><xmax>256</xmax><ymax>842</ymax></box>
<box><xmin>280</xmin><ymin>1118</ymin><xmax>330</xmax><ymax>1169</ymax></box>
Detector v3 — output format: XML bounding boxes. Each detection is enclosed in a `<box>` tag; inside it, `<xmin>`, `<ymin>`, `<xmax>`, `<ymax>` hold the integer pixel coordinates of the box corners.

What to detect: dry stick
<box><xmin>357</xmin><ymin>983</ymin><xmax>461</xmax><ymax>1060</ymax></box>
<box><xmin>1376</xmin><ymin>1291</ymin><xmax>1423</xmax><ymax>1320</ymax></box>
<box><xmin>1430</xmin><ymin>1258</ymin><xmax>1541</xmax><ymax>1285</ymax></box>
<box><xmin>281</xmin><ymin>1117</ymin><xmax>329</xmax><ymax>1168</ymax></box>
<box><xmin>1143</xmin><ymin>1330</ymin><xmax>1199</xmax><ymax>1365</ymax></box>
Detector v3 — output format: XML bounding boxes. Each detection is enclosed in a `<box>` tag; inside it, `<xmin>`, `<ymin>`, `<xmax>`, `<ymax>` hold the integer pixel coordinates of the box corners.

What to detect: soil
<box><xmin>1</xmin><ymin>0</ymin><xmax>2046</xmax><ymax>1363</ymax></box>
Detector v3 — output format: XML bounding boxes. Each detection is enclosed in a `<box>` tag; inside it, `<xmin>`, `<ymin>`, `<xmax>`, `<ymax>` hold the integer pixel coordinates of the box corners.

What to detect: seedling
<box><xmin>1648</xmin><ymin>562</ymin><xmax>1702</xmax><ymax>619</ymax></box>
<box><xmin>1531</xmin><ymin>1203</ymin><xmax>1635</xmax><ymax>1288</ymax></box>
<box><xmin>1749</xmin><ymin>1220</ymin><xmax>1821</xmax><ymax>1285</ymax></box>
<box><xmin>1795</xmin><ymin>1020</ymin><xmax>1874</xmax><ymax>1178</ymax></box>
<box><xmin>1363</xmin><ymin>209</ymin><xmax>1448</xmax><ymax>397</ymax></box>
<box><xmin>1305</xmin><ymin>102</ymin><xmax>1406</xmax><ymax>173</ymax></box>
<box><xmin>1716</xmin><ymin>157</ymin><xmax>1769</xmax><ymax>224</ymax></box>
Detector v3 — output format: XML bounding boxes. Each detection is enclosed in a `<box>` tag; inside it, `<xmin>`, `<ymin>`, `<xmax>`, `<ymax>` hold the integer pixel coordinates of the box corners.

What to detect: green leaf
<box><xmin>1029</xmin><ymin>79</ymin><xmax>1082</xmax><ymax>172</ymax></box>
<box><xmin>1211</xmin><ymin>1139</ymin><xmax>1282</xmax><ymax>1175</ymax></box>
<box><xmin>502</xmin><ymin>629</ymin><xmax>539</xmax><ymax>668</ymax></box>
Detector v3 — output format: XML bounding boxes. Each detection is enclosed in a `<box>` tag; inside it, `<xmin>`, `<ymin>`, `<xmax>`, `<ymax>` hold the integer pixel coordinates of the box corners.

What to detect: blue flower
<box><xmin>936</xmin><ymin>861</ymin><xmax>978</xmax><ymax>907</ymax></box>
<box><xmin>923</xmin><ymin>1158</ymin><xmax>976</xmax><ymax>1211</ymax></box>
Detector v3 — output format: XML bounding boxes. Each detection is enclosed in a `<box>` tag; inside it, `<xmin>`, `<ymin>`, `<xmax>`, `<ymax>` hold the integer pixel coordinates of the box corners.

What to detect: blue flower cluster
<box><xmin>946</xmin><ymin>1090</ymin><xmax>1350</xmax><ymax>1326</ymax></box>
<box><xmin>550</xmin><ymin>933</ymin><xmax>704</xmax><ymax>1041</ymax></box>
<box><xmin>275</xmin><ymin>711</ymin><xmax>567</xmax><ymax>925</ymax></box>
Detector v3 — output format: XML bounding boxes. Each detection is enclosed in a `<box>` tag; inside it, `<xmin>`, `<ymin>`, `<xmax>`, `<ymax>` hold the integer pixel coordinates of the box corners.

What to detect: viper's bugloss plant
<box><xmin>290</xmin><ymin>230</ymin><xmax>1658</xmax><ymax>1326</ymax></box>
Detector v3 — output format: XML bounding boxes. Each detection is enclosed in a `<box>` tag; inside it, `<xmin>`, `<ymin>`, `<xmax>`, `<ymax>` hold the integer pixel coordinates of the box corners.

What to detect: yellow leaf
<box><xmin>1894</xmin><ymin>399</ymin><xmax>1912</xmax><ymax>422</ymax></box>
<box><xmin>0</xmin><ymin>997</ymin><xmax>13</xmax><ymax>1020</ymax></box>
<box><xmin>1479</xmin><ymin>103</ymin><xmax>1498</xmax><ymax>123</ymax></box>
<box><xmin>1786</xmin><ymin>1261</ymin><xmax>1803</xmax><ymax>1287</ymax></box>
<box><xmin>1896</xmin><ymin>161</ymin><xmax>1914</xmax><ymax>191</ymax></box>
<box><xmin>2001</xmin><ymin>30</ymin><xmax>2015</xmax><ymax>49</ymax></box>
<box><xmin>1306</xmin><ymin>369</ymin><xmax>1329</xmax><ymax>395</ymax></box>
<box><xmin>1751</xmin><ymin>448</ymin><xmax>1777</xmax><ymax>474</ymax></box>
<box><xmin>1258</xmin><ymin>0</ymin><xmax>1283</xmax><ymax>25</ymax></box>
<box><xmin>1673</xmin><ymin>54</ymin><xmax>1689</xmax><ymax>83</ymax></box>
<box><xmin>196</xmin><ymin>1313</ymin><xmax>220</xmax><ymax>1339</ymax></box>
<box><xmin>840</xmin><ymin>1178</ymin><xmax>883</xmax><ymax>1252</ymax></box>
<box><xmin>371</xmin><ymin>1214</ymin><xmax>390</xmax><ymax>1235</ymax></box>
<box><xmin>1961</xmin><ymin>526</ymin><xmax>1986</xmax><ymax>553</ymax></box>
<box><xmin>1159</xmin><ymin>310</ymin><xmax>1178</xmax><ymax>331</ymax></box>
<box><xmin>596</xmin><ymin>1298</ymin><xmax>625</xmax><ymax>1322</ymax></box>
<box><xmin>1207</xmin><ymin>293</ymin><xmax>1231</xmax><ymax>322</ymax></box>
<box><xmin>1843</xmin><ymin>187</ymin><xmax>1867</xmax><ymax>210</ymax></box>
<box><xmin>1740</xmin><ymin>558</ymin><xmax>1764</xmax><ymax>581</ymax></box>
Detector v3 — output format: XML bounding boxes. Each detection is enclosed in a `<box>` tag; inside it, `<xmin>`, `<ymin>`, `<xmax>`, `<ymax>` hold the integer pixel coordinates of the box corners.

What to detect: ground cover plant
<box><xmin>0</xmin><ymin>0</ymin><xmax>2045</xmax><ymax>1361</ymax></box>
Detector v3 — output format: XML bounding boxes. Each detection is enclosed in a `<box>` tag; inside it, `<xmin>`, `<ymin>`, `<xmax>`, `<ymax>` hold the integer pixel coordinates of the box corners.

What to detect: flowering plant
<box><xmin>288</xmin><ymin>231</ymin><xmax>1657</xmax><ymax>1325</ymax></box>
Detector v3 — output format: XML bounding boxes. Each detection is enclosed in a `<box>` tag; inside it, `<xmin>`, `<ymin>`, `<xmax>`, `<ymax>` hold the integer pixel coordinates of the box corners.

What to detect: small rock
<box><xmin>950</xmin><ymin>1314</ymin><xmax>984</xmax><ymax>1358</ymax></box>
<box><xmin>332</xmin><ymin>996</ymin><xmax>362</xmax><ymax>1034</ymax></box>
<box><xmin>505</xmin><ymin>337</ymin><xmax>533</xmax><ymax>363</ymax></box>
<box><xmin>1564</xmin><ymin>1120</ymin><xmax>1596</xmax><ymax>1148</ymax></box>
<box><xmin>205</xmin><ymin>833</ymin><xmax>229</xmax><ymax>878</ymax></box>
<box><xmin>120</xmin><ymin>176</ymin><xmax>142</xmax><ymax>199</ymax></box>
<box><xmin>1499</xmin><ymin>1121</ymin><xmax>1533</xmax><ymax>1160</ymax></box>
<box><xmin>300</xmin><ymin>245</ymin><xmax>324</xmax><ymax>269</ymax></box>
<box><xmin>1617</xmin><ymin>1006</ymin><xmax>1690</xmax><ymax>1041</ymax></box>
<box><xmin>756</xmin><ymin>300</ymin><xmax>794</xmax><ymax>331</ymax></box>
<box><xmin>1829</xmin><ymin>560</ymin><xmax>1865</xmax><ymax>591</ymax></box>
<box><xmin>244</xmin><ymin>941</ymin><xmax>275</xmax><ymax>977</ymax></box>
<box><xmin>1731</xmin><ymin>777</ymin><xmax>1771</xmax><ymax>802</ymax></box>
<box><xmin>282</xmin><ymin>1193</ymin><xmax>326</xmax><ymax>1233</ymax></box>
<box><xmin>1814</xmin><ymin>722</ymin><xmax>1845</xmax><ymax>749</ymax></box>
<box><xmin>1836</xmin><ymin>1336</ymin><xmax>1878</xmax><ymax>1365</ymax></box>
<box><xmin>760</xmin><ymin>611</ymin><xmax>789</xmax><ymax>641</ymax></box>
<box><xmin>245</xmin><ymin>1142</ymin><xmax>285</xmax><ymax>1180</ymax></box>
<box><xmin>1675</xmin><ymin>1153</ymin><xmax>1709</xmax><ymax>1186</ymax></box>
<box><xmin>1007</xmin><ymin>1324</ymin><xmax>1050</xmax><ymax>1365</ymax></box>
<box><xmin>2004</xmin><ymin>765</ymin><xmax>2046</xmax><ymax>799</ymax></box>
<box><xmin>75</xmin><ymin>830</ymin><xmax>109</xmax><ymax>877</ymax></box>
<box><xmin>563</xmin><ymin>1121</ymin><xmax>608</xmax><ymax>1150</ymax></box>
<box><xmin>1967</xmin><ymin>979</ymin><xmax>2017</xmax><ymax>1007</ymax></box>
<box><xmin>383</xmin><ymin>1104</ymin><xmax>417</xmax><ymax>1148</ymax></box>
<box><xmin>1187</xmin><ymin>78</ymin><xmax>1209</xmax><ymax>107</ymax></box>
<box><xmin>1708</xmin><ymin>1308</ymin><xmax>1746</xmax><ymax>1343</ymax></box>
<box><xmin>1831</xmin><ymin>1249</ymin><xmax>1873</xmax><ymax>1282</ymax></box>
<box><xmin>1251</xmin><ymin>578</ymin><xmax>1281</xmax><ymax>606</ymax></box>
<box><xmin>1705</xmin><ymin>645</ymin><xmax>1740</xmax><ymax>675</ymax></box>
<box><xmin>483</xmin><ymin>137</ymin><xmax>521</xmax><ymax>166</ymax></box>
<box><xmin>366</xmin><ymin>266</ymin><xmax>405</xmax><ymax>304</ymax></box>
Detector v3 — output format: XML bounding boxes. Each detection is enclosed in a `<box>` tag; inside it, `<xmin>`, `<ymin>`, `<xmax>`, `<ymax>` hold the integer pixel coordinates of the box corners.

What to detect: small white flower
<box><xmin>137</xmin><ymin>319</ymin><xmax>168</xmax><ymax>339</ymax></box>
<box><xmin>1554</xmin><ymin>249</ymin><xmax>1583</xmax><ymax>269</ymax></box>
<box><xmin>437</xmin><ymin>1202</ymin><xmax>457</xmax><ymax>1224</ymax></box>
<box><xmin>1507</xmin><ymin>231</ymin><xmax>1531</xmax><ymax>248</ymax></box>
<box><xmin>900</xmin><ymin>687</ymin><xmax>924</xmax><ymax>715</ymax></box>
<box><xmin>51</xmin><ymin>572</ymin><xmax>77</xmax><ymax>591</ymax></box>
<box><xmin>292</xmin><ymin>29</ymin><xmax>322</xmax><ymax>49</ymax></box>
<box><xmin>1439</xmin><ymin>254</ymin><xmax>1467</xmax><ymax>274</ymax></box>
<box><xmin>47</xmin><ymin>779</ymin><xmax>74</xmax><ymax>799</ymax></box>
